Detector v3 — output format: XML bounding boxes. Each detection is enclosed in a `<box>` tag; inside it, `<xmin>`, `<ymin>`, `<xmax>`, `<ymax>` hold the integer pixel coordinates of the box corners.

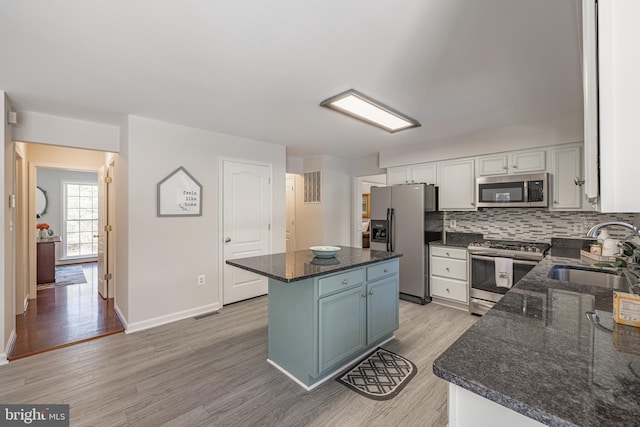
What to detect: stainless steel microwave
<box><xmin>477</xmin><ymin>173</ymin><xmax>548</xmax><ymax>208</ymax></box>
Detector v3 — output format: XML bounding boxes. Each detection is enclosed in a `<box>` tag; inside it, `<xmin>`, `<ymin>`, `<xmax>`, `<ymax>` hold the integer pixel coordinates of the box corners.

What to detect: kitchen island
<box><xmin>227</xmin><ymin>247</ymin><xmax>402</xmax><ymax>390</ymax></box>
<box><xmin>433</xmin><ymin>255</ymin><xmax>640</xmax><ymax>426</ymax></box>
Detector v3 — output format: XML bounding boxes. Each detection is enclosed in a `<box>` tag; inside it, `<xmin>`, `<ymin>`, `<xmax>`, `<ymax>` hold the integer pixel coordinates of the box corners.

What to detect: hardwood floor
<box><xmin>1</xmin><ymin>297</ymin><xmax>477</xmax><ymax>426</ymax></box>
<box><xmin>8</xmin><ymin>263</ymin><xmax>124</xmax><ymax>360</ymax></box>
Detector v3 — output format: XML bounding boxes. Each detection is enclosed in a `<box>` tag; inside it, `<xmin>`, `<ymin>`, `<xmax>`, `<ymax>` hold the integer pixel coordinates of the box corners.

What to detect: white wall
<box><xmin>321</xmin><ymin>156</ymin><xmax>351</xmax><ymax>246</ymax></box>
<box><xmin>362</xmin><ymin>174</ymin><xmax>386</xmax><ymax>194</ymax></box>
<box><xmin>2</xmin><ymin>92</ymin><xmax>15</xmax><ymax>364</ymax></box>
<box><xmin>350</xmin><ymin>153</ymin><xmax>386</xmax><ymax>177</ymax></box>
<box><xmin>379</xmin><ymin>112</ymin><xmax>583</xmax><ymax>168</ymax></box>
<box><xmin>12</xmin><ymin>111</ymin><xmax>119</xmax><ymax>152</ymax></box>
<box><xmin>123</xmin><ymin>116</ymin><xmax>286</xmax><ymax>329</ymax></box>
<box><xmin>294</xmin><ymin>155</ymin><xmax>351</xmax><ymax>249</ymax></box>
<box><xmin>115</xmin><ymin>118</ymin><xmax>130</xmax><ymax>323</ymax></box>
<box><xmin>286</xmin><ymin>156</ymin><xmax>303</xmax><ymax>174</ymax></box>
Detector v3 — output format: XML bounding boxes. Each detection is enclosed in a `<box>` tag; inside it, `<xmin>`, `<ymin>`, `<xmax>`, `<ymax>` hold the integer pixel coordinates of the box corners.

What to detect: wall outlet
<box><xmin>450</xmin><ymin>219</ymin><xmax>457</xmax><ymax>228</ymax></box>
<box><xmin>197</xmin><ymin>275</ymin><xmax>205</xmax><ymax>285</ymax></box>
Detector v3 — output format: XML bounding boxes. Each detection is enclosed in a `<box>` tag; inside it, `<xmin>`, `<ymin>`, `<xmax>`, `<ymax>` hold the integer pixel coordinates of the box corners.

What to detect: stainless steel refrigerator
<box><xmin>370</xmin><ymin>184</ymin><xmax>442</xmax><ymax>304</ymax></box>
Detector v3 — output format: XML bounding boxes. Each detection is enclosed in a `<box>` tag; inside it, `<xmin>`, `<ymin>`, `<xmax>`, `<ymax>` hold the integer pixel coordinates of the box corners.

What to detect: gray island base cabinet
<box><xmin>226</xmin><ymin>247</ymin><xmax>401</xmax><ymax>391</ymax></box>
<box><xmin>268</xmin><ymin>259</ymin><xmax>399</xmax><ymax>390</ymax></box>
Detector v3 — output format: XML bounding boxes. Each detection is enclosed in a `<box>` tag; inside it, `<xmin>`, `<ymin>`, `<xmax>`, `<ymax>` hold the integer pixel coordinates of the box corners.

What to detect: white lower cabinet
<box><xmin>430</xmin><ymin>245</ymin><xmax>468</xmax><ymax>307</ymax></box>
<box><xmin>448</xmin><ymin>384</ymin><xmax>545</xmax><ymax>427</ymax></box>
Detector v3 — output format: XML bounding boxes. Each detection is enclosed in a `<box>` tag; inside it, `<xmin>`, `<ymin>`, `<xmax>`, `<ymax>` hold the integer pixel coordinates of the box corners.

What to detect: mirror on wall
<box><xmin>36</xmin><ymin>186</ymin><xmax>48</xmax><ymax>218</ymax></box>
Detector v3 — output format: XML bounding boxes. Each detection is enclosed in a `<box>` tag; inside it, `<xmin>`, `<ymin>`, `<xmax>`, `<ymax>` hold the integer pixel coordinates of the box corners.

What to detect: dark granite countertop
<box><xmin>429</xmin><ymin>240</ymin><xmax>470</xmax><ymax>249</ymax></box>
<box><xmin>429</xmin><ymin>232</ymin><xmax>485</xmax><ymax>249</ymax></box>
<box><xmin>434</xmin><ymin>255</ymin><xmax>640</xmax><ymax>426</ymax></box>
<box><xmin>226</xmin><ymin>247</ymin><xmax>402</xmax><ymax>283</ymax></box>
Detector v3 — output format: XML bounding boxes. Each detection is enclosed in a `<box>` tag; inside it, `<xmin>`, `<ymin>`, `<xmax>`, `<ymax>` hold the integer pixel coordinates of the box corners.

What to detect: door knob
<box><xmin>225</xmin><ymin>237</ymin><xmax>231</xmax><ymax>243</ymax></box>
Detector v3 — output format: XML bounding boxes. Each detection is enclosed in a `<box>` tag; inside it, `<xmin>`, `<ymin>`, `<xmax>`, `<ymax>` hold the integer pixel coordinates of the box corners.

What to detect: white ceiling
<box><xmin>0</xmin><ymin>0</ymin><xmax>583</xmax><ymax>159</ymax></box>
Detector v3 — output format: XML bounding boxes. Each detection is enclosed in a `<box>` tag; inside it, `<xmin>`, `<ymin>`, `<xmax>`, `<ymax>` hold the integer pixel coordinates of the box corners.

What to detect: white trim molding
<box><xmin>124</xmin><ymin>303</ymin><xmax>221</xmax><ymax>334</ymax></box>
<box><xmin>1</xmin><ymin>330</ymin><xmax>18</xmax><ymax>365</ymax></box>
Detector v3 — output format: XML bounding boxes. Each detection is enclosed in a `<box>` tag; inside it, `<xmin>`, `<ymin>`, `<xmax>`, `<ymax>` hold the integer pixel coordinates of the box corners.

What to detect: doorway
<box><xmin>285</xmin><ymin>173</ymin><xmax>296</xmax><ymax>252</ymax></box>
<box><xmin>353</xmin><ymin>174</ymin><xmax>387</xmax><ymax>248</ymax></box>
<box><xmin>9</xmin><ymin>262</ymin><xmax>123</xmax><ymax>360</ymax></box>
<box><xmin>10</xmin><ymin>143</ymin><xmax>123</xmax><ymax>360</ymax></box>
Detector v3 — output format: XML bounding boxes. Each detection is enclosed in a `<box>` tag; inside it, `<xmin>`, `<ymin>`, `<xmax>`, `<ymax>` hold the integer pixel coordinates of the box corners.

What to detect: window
<box><xmin>64</xmin><ymin>182</ymin><xmax>98</xmax><ymax>258</ymax></box>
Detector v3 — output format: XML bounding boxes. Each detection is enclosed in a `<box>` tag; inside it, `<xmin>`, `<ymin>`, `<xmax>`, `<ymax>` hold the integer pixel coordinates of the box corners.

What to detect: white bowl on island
<box><xmin>309</xmin><ymin>246</ymin><xmax>341</xmax><ymax>258</ymax></box>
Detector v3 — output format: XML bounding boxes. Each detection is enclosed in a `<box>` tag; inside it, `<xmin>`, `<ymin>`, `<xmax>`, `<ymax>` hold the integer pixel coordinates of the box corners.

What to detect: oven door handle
<box><xmin>470</xmin><ymin>254</ymin><xmax>539</xmax><ymax>266</ymax></box>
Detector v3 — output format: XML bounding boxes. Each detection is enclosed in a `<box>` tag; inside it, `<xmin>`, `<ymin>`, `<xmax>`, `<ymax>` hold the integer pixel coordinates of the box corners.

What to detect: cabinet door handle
<box><xmin>368</xmin><ymin>290</ymin><xmax>374</xmax><ymax>296</ymax></box>
<box><xmin>225</xmin><ymin>237</ymin><xmax>231</xmax><ymax>243</ymax></box>
<box><xmin>342</xmin><ymin>279</ymin><xmax>348</xmax><ymax>285</ymax></box>
<box><xmin>361</xmin><ymin>293</ymin><xmax>367</xmax><ymax>298</ymax></box>
<box><xmin>383</xmin><ymin>268</ymin><xmax>389</xmax><ymax>273</ymax></box>
<box><xmin>445</xmin><ymin>252</ymin><xmax>450</xmax><ymax>256</ymax></box>
<box><xmin>445</xmin><ymin>267</ymin><xmax>450</xmax><ymax>272</ymax></box>
<box><xmin>513</xmin><ymin>165</ymin><xmax>518</xmax><ymax>169</ymax></box>
<box><xmin>503</xmin><ymin>166</ymin><xmax>508</xmax><ymax>170</ymax></box>
<box><xmin>446</xmin><ymin>288</ymin><xmax>450</xmax><ymax>293</ymax></box>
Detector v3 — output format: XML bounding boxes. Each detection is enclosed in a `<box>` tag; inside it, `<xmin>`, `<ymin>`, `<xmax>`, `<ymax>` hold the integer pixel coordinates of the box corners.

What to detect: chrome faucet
<box><xmin>586</xmin><ymin>221</ymin><xmax>640</xmax><ymax>238</ymax></box>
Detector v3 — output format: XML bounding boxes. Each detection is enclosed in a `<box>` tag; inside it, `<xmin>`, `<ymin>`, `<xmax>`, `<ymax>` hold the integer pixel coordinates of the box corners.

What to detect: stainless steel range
<box><xmin>467</xmin><ymin>240</ymin><xmax>550</xmax><ymax>315</ymax></box>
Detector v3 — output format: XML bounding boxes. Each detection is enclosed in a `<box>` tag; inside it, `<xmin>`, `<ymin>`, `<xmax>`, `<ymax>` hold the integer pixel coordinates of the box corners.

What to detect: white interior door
<box><xmin>286</xmin><ymin>174</ymin><xmax>296</xmax><ymax>252</ymax></box>
<box><xmin>97</xmin><ymin>165</ymin><xmax>108</xmax><ymax>298</ymax></box>
<box><xmin>223</xmin><ymin>160</ymin><xmax>271</xmax><ymax>305</ymax></box>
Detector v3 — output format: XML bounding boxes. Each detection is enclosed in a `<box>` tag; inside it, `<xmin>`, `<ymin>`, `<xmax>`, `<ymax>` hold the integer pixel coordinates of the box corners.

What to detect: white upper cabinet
<box><xmin>477</xmin><ymin>155</ymin><xmax>508</xmax><ymax>176</ymax></box>
<box><xmin>439</xmin><ymin>159</ymin><xmax>476</xmax><ymax>211</ymax></box>
<box><xmin>387</xmin><ymin>163</ymin><xmax>438</xmax><ymax>185</ymax></box>
<box><xmin>510</xmin><ymin>150</ymin><xmax>546</xmax><ymax>173</ymax></box>
<box><xmin>478</xmin><ymin>150</ymin><xmax>546</xmax><ymax>176</ymax></box>
<box><xmin>411</xmin><ymin>163</ymin><xmax>438</xmax><ymax>185</ymax></box>
<box><xmin>386</xmin><ymin>166</ymin><xmax>410</xmax><ymax>185</ymax></box>
<box><xmin>549</xmin><ymin>144</ymin><xmax>592</xmax><ymax>211</ymax></box>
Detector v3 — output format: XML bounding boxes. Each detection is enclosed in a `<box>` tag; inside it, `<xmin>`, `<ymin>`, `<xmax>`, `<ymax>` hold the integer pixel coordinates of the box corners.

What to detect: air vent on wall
<box><xmin>304</xmin><ymin>171</ymin><xmax>322</xmax><ymax>203</ymax></box>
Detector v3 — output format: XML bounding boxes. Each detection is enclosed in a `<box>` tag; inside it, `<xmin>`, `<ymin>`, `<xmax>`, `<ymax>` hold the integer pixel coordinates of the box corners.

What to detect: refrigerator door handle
<box><xmin>386</xmin><ymin>208</ymin><xmax>390</xmax><ymax>252</ymax></box>
<box><xmin>389</xmin><ymin>208</ymin><xmax>394</xmax><ymax>252</ymax></box>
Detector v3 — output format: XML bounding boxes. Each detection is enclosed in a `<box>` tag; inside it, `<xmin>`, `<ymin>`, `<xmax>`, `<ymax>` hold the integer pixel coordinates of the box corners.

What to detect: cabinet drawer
<box><xmin>318</xmin><ymin>269</ymin><xmax>365</xmax><ymax>297</ymax></box>
<box><xmin>431</xmin><ymin>257</ymin><xmax>467</xmax><ymax>281</ymax></box>
<box><xmin>430</xmin><ymin>246</ymin><xmax>467</xmax><ymax>260</ymax></box>
<box><xmin>367</xmin><ymin>260</ymin><xmax>398</xmax><ymax>282</ymax></box>
<box><xmin>431</xmin><ymin>276</ymin><xmax>467</xmax><ymax>303</ymax></box>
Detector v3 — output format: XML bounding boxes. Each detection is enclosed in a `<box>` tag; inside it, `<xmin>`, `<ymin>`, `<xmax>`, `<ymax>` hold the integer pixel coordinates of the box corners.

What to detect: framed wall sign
<box><xmin>157</xmin><ymin>166</ymin><xmax>203</xmax><ymax>217</ymax></box>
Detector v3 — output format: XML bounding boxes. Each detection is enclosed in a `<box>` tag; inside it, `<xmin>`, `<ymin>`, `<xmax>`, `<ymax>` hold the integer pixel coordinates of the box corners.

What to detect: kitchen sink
<box><xmin>548</xmin><ymin>265</ymin><xmax>628</xmax><ymax>290</ymax></box>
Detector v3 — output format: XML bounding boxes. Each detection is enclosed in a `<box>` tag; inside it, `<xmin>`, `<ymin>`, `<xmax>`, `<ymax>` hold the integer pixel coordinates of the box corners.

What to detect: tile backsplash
<box><xmin>443</xmin><ymin>209</ymin><xmax>637</xmax><ymax>242</ymax></box>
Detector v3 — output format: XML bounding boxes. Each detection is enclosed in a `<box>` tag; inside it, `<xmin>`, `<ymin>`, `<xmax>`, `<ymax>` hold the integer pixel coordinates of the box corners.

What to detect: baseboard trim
<box><xmin>431</xmin><ymin>297</ymin><xmax>469</xmax><ymax>312</ymax></box>
<box><xmin>124</xmin><ymin>303</ymin><xmax>221</xmax><ymax>334</ymax></box>
<box><xmin>1</xmin><ymin>330</ymin><xmax>17</xmax><ymax>365</ymax></box>
<box><xmin>267</xmin><ymin>335</ymin><xmax>395</xmax><ymax>391</ymax></box>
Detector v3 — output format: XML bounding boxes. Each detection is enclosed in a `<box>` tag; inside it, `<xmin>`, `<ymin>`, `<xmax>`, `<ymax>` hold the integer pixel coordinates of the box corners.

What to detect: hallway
<box><xmin>9</xmin><ymin>263</ymin><xmax>124</xmax><ymax>360</ymax></box>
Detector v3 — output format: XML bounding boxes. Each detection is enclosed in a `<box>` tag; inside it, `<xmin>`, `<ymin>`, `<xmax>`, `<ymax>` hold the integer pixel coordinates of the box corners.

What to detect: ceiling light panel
<box><xmin>320</xmin><ymin>89</ymin><xmax>420</xmax><ymax>133</ymax></box>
